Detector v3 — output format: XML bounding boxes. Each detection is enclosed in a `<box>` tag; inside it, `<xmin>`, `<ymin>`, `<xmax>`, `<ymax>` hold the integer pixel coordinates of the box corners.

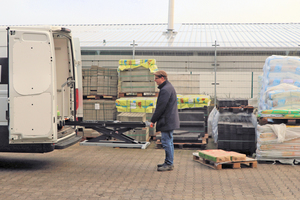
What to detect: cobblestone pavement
<box><xmin>0</xmin><ymin>141</ymin><xmax>299</xmax><ymax>200</ymax></box>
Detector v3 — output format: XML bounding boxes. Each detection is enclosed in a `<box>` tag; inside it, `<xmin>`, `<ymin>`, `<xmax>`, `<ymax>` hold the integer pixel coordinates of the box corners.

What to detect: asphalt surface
<box><xmin>0</xmin><ymin>140</ymin><xmax>299</xmax><ymax>200</ymax></box>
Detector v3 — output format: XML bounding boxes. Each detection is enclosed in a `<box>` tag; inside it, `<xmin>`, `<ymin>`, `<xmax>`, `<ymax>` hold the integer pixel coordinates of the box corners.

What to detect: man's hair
<box><xmin>154</xmin><ymin>70</ymin><xmax>168</xmax><ymax>79</ymax></box>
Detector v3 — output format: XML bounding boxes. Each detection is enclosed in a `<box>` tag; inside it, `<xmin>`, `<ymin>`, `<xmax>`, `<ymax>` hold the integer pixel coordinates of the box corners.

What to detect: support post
<box><xmin>130</xmin><ymin>40</ymin><xmax>138</xmax><ymax>59</ymax></box>
<box><xmin>212</xmin><ymin>40</ymin><xmax>219</xmax><ymax>106</ymax></box>
<box><xmin>251</xmin><ymin>72</ymin><xmax>253</xmax><ymax>98</ymax></box>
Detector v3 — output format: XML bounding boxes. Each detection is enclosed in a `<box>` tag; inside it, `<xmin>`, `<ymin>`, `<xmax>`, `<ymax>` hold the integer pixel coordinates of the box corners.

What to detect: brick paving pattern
<box><xmin>0</xmin><ymin>141</ymin><xmax>299</xmax><ymax>199</ymax></box>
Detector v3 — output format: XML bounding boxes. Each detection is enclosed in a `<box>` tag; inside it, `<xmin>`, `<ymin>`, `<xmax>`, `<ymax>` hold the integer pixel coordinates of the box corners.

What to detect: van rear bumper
<box><xmin>55</xmin><ymin>135</ymin><xmax>82</xmax><ymax>149</ymax></box>
<box><xmin>0</xmin><ymin>135</ymin><xmax>82</xmax><ymax>153</ymax></box>
<box><xmin>0</xmin><ymin>143</ymin><xmax>55</xmax><ymax>153</ymax></box>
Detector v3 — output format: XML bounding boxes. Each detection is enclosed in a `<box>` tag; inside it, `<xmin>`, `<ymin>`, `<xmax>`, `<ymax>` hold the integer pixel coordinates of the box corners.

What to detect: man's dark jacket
<box><xmin>151</xmin><ymin>80</ymin><xmax>180</xmax><ymax>132</ymax></box>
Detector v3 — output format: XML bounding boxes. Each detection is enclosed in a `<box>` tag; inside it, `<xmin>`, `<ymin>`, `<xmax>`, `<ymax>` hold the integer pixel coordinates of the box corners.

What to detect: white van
<box><xmin>0</xmin><ymin>26</ymin><xmax>82</xmax><ymax>153</ymax></box>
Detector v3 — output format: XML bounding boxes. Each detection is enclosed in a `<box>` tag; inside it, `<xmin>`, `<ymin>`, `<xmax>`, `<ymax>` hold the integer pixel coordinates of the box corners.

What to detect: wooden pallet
<box><xmin>258</xmin><ymin>117</ymin><xmax>300</xmax><ymax>126</ymax></box>
<box><xmin>84</xmin><ymin>95</ymin><xmax>117</xmax><ymax>100</ymax></box>
<box><xmin>119</xmin><ymin>92</ymin><xmax>158</xmax><ymax>98</ymax></box>
<box><xmin>145</xmin><ymin>136</ymin><xmax>151</xmax><ymax>142</ymax></box>
<box><xmin>218</xmin><ymin>105</ymin><xmax>254</xmax><ymax>113</ymax></box>
<box><xmin>218</xmin><ymin>105</ymin><xmax>253</xmax><ymax>109</ymax></box>
<box><xmin>156</xmin><ymin>140</ymin><xmax>207</xmax><ymax>150</ymax></box>
<box><xmin>81</xmin><ymin>136</ymin><xmax>151</xmax><ymax>143</ymax></box>
<box><xmin>151</xmin><ymin>135</ymin><xmax>159</xmax><ymax>141</ymax></box>
<box><xmin>150</xmin><ymin>131</ymin><xmax>163</xmax><ymax>141</ymax></box>
<box><xmin>156</xmin><ymin>133</ymin><xmax>209</xmax><ymax>141</ymax></box>
<box><xmin>193</xmin><ymin>153</ymin><xmax>257</xmax><ymax>170</ymax></box>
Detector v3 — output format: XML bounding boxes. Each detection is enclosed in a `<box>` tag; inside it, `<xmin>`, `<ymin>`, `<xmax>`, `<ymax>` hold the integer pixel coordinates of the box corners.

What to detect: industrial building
<box><xmin>67</xmin><ymin>22</ymin><xmax>300</xmax><ymax>99</ymax></box>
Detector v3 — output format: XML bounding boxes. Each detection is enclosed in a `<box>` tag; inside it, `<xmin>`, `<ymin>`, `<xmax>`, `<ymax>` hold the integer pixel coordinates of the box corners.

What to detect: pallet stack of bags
<box><xmin>82</xmin><ymin>66</ymin><xmax>118</xmax><ymax>121</ymax></box>
<box><xmin>258</xmin><ymin>56</ymin><xmax>300</xmax><ymax>112</ymax></box>
<box><xmin>257</xmin><ymin>55</ymin><xmax>300</xmax><ymax>163</ymax></box>
<box><xmin>116</xmin><ymin>59</ymin><xmax>159</xmax><ymax>140</ymax></box>
<box><xmin>256</xmin><ymin>124</ymin><xmax>300</xmax><ymax>164</ymax></box>
<box><xmin>177</xmin><ymin>95</ymin><xmax>210</xmax><ymax>110</ymax></box>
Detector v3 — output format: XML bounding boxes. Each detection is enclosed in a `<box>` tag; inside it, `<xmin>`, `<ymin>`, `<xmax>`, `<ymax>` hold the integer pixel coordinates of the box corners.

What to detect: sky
<box><xmin>1</xmin><ymin>0</ymin><xmax>300</xmax><ymax>25</ymax></box>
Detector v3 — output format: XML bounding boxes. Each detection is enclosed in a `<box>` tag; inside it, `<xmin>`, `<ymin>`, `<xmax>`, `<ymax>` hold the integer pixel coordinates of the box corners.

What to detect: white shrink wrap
<box><xmin>259</xmin><ymin>56</ymin><xmax>300</xmax><ymax>112</ymax></box>
<box><xmin>256</xmin><ymin>124</ymin><xmax>300</xmax><ymax>163</ymax></box>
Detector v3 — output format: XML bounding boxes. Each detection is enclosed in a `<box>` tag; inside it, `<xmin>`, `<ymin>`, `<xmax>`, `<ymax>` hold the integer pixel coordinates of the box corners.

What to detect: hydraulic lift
<box><xmin>65</xmin><ymin>120</ymin><xmax>151</xmax><ymax>149</ymax></box>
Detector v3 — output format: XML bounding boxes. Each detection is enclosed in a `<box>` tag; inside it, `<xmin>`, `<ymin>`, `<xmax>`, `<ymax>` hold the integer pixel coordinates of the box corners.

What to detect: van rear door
<box><xmin>8</xmin><ymin>27</ymin><xmax>56</xmax><ymax>144</ymax></box>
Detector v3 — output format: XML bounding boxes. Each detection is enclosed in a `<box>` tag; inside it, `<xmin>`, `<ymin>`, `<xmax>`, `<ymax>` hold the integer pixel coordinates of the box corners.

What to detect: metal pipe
<box><xmin>132</xmin><ymin>40</ymin><xmax>136</xmax><ymax>59</ymax></box>
<box><xmin>133</xmin><ymin>40</ymin><xmax>135</xmax><ymax>59</ymax></box>
<box><xmin>251</xmin><ymin>72</ymin><xmax>253</xmax><ymax>98</ymax></box>
<box><xmin>168</xmin><ymin>0</ymin><xmax>174</xmax><ymax>31</ymax></box>
<box><xmin>214</xmin><ymin>41</ymin><xmax>217</xmax><ymax>105</ymax></box>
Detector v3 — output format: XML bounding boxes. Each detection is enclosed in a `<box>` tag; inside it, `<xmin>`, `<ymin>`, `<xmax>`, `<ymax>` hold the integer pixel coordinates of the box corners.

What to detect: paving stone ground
<box><xmin>0</xmin><ymin>140</ymin><xmax>299</xmax><ymax>200</ymax></box>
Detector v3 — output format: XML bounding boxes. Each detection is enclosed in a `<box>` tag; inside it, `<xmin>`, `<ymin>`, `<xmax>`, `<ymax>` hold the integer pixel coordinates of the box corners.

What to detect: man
<box><xmin>150</xmin><ymin>70</ymin><xmax>179</xmax><ymax>171</ymax></box>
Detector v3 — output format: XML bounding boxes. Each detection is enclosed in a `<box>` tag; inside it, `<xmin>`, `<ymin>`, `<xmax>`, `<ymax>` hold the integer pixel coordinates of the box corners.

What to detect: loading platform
<box><xmin>65</xmin><ymin>120</ymin><xmax>150</xmax><ymax>149</ymax></box>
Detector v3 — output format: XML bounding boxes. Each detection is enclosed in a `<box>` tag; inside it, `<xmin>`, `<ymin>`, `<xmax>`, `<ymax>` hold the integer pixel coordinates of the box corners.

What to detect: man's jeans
<box><xmin>161</xmin><ymin>130</ymin><xmax>174</xmax><ymax>165</ymax></box>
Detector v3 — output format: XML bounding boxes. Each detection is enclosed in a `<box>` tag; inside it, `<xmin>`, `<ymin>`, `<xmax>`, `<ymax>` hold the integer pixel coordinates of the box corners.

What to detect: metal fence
<box><xmin>81</xmin><ymin>49</ymin><xmax>300</xmax><ymax>101</ymax></box>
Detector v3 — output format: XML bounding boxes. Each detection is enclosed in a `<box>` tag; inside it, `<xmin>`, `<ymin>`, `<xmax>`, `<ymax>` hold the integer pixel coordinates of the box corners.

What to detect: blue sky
<box><xmin>1</xmin><ymin>0</ymin><xmax>299</xmax><ymax>25</ymax></box>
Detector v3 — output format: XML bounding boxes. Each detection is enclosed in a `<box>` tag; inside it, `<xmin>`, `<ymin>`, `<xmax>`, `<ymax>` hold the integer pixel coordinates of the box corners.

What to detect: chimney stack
<box><xmin>167</xmin><ymin>0</ymin><xmax>174</xmax><ymax>32</ymax></box>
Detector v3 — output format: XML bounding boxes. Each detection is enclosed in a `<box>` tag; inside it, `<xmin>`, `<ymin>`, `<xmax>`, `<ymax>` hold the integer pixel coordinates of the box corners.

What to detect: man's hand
<box><xmin>145</xmin><ymin>121</ymin><xmax>154</xmax><ymax>128</ymax></box>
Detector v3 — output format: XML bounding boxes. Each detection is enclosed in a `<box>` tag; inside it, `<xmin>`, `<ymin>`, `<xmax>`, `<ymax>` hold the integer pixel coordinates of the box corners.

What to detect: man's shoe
<box><xmin>157</xmin><ymin>164</ymin><xmax>174</xmax><ymax>171</ymax></box>
<box><xmin>157</xmin><ymin>163</ymin><xmax>174</xmax><ymax>168</ymax></box>
<box><xmin>157</xmin><ymin>163</ymin><xmax>165</xmax><ymax>168</ymax></box>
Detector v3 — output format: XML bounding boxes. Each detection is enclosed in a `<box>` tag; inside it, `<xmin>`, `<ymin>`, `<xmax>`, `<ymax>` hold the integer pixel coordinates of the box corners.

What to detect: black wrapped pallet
<box><xmin>180</xmin><ymin>121</ymin><xmax>205</xmax><ymax>127</ymax></box>
<box><xmin>178</xmin><ymin>112</ymin><xmax>205</xmax><ymax>121</ymax></box>
<box><xmin>176</xmin><ymin>127</ymin><xmax>206</xmax><ymax>137</ymax></box>
<box><xmin>217</xmin><ymin>98</ymin><xmax>248</xmax><ymax>107</ymax></box>
<box><xmin>178</xmin><ymin>106</ymin><xmax>208</xmax><ymax>115</ymax></box>
<box><xmin>234</xmin><ymin>98</ymin><xmax>249</xmax><ymax>107</ymax></box>
<box><xmin>156</xmin><ymin>133</ymin><xmax>199</xmax><ymax>141</ymax></box>
<box><xmin>217</xmin><ymin>121</ymin><xmax>256</xmax><ymax>155</ymax></box>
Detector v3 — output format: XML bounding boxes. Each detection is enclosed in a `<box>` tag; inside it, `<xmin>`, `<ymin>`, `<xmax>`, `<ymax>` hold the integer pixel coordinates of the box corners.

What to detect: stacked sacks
<box><xmin>119</xmin><ymin>59</ymin><xmax>158</xmax><ymax>73</ymax></box>
<box><xmin>259</xmin><ymin>110</ymin><xmax>300</xmax><ymax>118</ymax></box>
<box><xmin>256</xmin><ymin>56</ymin><xmax>300</xmax><ymax>162</ymax></box>
<box><xmin>116</xmin><ymin>97</ymin><xmax>157</xmax><ymax>113</ymax></box>
<box><xmin>116</xmin><ymin>95</ymin><xmax>210</xmax><ymax>115</ymax></box>
<box><xmin>259</xmin><ymin>55</ymin><xmax>300</xmax><ymax>112</ymax></box>
<box><xmin>256</xmin><ymin>124</ymin><xmax>300</xmax><ymax>163</ymax></box>
<box><xmin>264</xmin><ymin>84</ymin><xmax>300</xmax><ymax>110</ymax></box>
<box><xmin>177</xmin><ymin>95</ymin><xmax>210</xmax><ymax>109</ymax></box>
